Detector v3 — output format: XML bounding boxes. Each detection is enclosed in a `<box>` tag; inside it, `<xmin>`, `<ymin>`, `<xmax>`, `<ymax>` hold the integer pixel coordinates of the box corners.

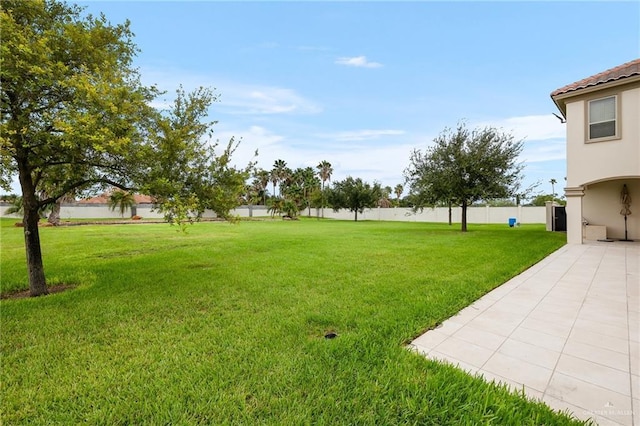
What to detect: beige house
<box><xmin>551</xmin><ymin>59</ymin><xmax>640</xmax><ymax>244</ymax></box>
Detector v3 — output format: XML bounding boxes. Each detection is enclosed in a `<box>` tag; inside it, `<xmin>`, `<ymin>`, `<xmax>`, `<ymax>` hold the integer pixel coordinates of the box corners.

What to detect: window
<box><xmin>588</xmin><ymin>96</ymin><xmax>617</xmax><ymax>140</ymax></box>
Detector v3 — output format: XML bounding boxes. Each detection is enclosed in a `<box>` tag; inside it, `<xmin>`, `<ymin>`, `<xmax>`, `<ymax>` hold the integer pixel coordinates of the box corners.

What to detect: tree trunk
<box><xmin>448</xmin><ymin>201</ymin><xmax>452</xmax><ymax>226</ymax></box>
<box><xmin>354</xmin><ymin>210</ymin><xmax>358</xmax><ymax>221</ymax></box>
<box><xmin>21</xmin><ymin>201</ymin><xmax>48</xmax><ymax>298</ymax></box>
<box><xmin>18</xmin><ymin>160</ymin><xmax>48</xmax><ymax>296</ymax></box>
<box><xmin>461</xmin><ymin>200</ymin><xmax>468</xmax><ymax>232</ymax></box>
<box><xmin>321</xmin><ymin>182</ymin><xmax>325</xmax><ymax>219</ymax></box>
<box><xmin>48</xmin><ymin>200</ymin><xmax>61</xmax><ymax>226</ymax></box>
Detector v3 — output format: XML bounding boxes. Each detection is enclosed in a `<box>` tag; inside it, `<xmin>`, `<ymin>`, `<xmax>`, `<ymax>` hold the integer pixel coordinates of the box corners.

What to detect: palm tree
<box><xmin>254</xmin><ymin>168</ymin><xmax>270</xmax><ymax>205</ymax></box>
<box><xmin>272</xmin><ymin>159</ymin><xmax>287</xmax><ymax>196</ymax></box>
<box><xmin>378</xmin><ymin>186</ymin><xmax>392</xmax><ymax>208</ymax></box>
<box><xmin>301</xmin><ymin>167</ymin><xmax>319</xmax><ymax>216</ymax></box>
<box><xmin>394</xmin><ymin>184</ymin><xmax>404</xmax><ymax>206</ymax></box>
<box><xmin>550</xmin><ymin>178</ymin><xmax>557</xmax><ymax>200</ymax></box>
<box><xmin>3</xmin><ymin>196</ymin><xmax>23</xmax><ymax>216</ymax></box>
<box><xmin>279</xmin><ymin>167</ymin><xmax>293</xmax><ymax>195</ymax></box>
<box><xmin>108</xmin><ymin>190</ymin><xmax>135</xmax><ymax>218</ymax></box>
<box><xmin>316</xmin><ymin>160</ymin><xmax>333</xmax><ymax>218</ymax></box>
<box><xmin>46</xmin><ymin>193</ymin><xmax>75</xmax><ymax>225</ymax></box>
<box><xmin>267</xmin><ymin>197</ymin><xmax>284</xmax><ymax>218</ymax></box>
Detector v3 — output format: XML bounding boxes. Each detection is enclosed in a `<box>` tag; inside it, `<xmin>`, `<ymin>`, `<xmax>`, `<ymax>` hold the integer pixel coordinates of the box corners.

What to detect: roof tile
<box><xmin>551</xmin><ymin>58</ymin><xmax>640</xmax><ymax>97</ymax></box>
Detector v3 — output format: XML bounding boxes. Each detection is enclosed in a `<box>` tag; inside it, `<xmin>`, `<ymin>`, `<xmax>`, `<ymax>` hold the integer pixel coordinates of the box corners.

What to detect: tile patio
<box><xmin>410</xmin><ymin>241</ymin><xmax>639</xmax><ymax>425</ymax></box>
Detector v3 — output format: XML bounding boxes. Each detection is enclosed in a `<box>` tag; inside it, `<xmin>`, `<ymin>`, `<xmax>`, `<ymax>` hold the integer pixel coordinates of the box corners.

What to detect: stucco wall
<box><xmin>565</xmin><ymin>84</ymin><xmax>640</xmax><ymax>187</ymax></box>
<box><xmin>321</xmin><ymin>206</ymin><xmax>544</xmax><ymax>224</ymax></box>
<box><xmin>0</xmin><ymin>203</ymin><xmax>547</xmax><ymax>224</ymax></box>
<box><xmin>582</xmin><ymin>179</ymin><xmax>639</xmax><ymax>240</ymax></box>
<box><xmin>561</xmin><ymin>80</ymin><xmax>640</xmax><ymax>243</ymax></box>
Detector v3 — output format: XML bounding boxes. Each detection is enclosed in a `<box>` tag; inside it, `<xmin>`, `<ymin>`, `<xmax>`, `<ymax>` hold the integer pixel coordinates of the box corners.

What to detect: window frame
<box><xmin>586</xmin><ymin>94</ymin><xmax>620</xmax><ymax>143</ymax></box>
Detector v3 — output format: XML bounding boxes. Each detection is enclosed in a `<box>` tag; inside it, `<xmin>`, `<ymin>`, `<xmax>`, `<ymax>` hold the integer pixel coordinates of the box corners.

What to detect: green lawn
<box><xmin>1</xmin><ymin>219</ymin><xmax>584</xmax><ymax>424</ymax></box>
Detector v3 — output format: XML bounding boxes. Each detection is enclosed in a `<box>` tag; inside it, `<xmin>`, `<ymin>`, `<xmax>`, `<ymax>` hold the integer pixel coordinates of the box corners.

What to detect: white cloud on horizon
<box><xmin>473</xmin><ymin>114</ymin><xmax>567</xmax><ymax>164</ymax></box>
<box><xmin>212</xmin><ymin>123</ymin><xmax>416</xmax><ymax>189</ymax></box>
<box><xmin>335</xmin><ymin>55</ymin><xmax>383</xmax><ymax>68</ymax></box>
<box><xmin>318</xmin><ymin>129</ymin><xmax>406</xmax><ymax>142</ymax></box>
<box><xmin>474</xmin><ymin>114</ymin><xmax>566</xmax><ymax>142</ymax></box>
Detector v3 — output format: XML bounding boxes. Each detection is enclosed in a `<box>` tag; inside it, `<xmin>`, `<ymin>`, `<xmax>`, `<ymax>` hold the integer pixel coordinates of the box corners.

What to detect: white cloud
<box><xmin>220</xmin><ymin>85</ymin><xmax>322</xmax><ymax>115</ymax></box>
<box><xmin>474</xmin><ymin>114</ymin><xmax>566</xmax><ymax>142</ymax></box>
<box><xmin>335</xmin><ymin>56</ymin><xmax>383</xmax><ymax>68</ymax></box>
<box><xmin>141</xmin><ymin>67</ymin><xmax>322</xmax><ymax>115</ymax></box>
<box><xmin>521</xmin><ymin>139</ymin><xmax>566</xmax><ymax>163</ymax></box>
<box><xmin>473</xmin><ymin>114</ymin><xmax>567</xmax><ymax>164</ymax></box>
<box><xmin>210</xmin><ymin>123</ymin><xmax>415</xmax><ymax>190</ymax></box>
<box><xmin>320</xmin><ymin>129</ymin><xmax>406</xmax><ymax>142</ymax></box>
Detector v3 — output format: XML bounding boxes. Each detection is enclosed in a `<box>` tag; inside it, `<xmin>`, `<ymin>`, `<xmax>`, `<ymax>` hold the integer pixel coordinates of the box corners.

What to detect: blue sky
<box><xmin>75</xmin><ymin>1</ymin><xmax>639</xmax><ymax>198</ymax></box>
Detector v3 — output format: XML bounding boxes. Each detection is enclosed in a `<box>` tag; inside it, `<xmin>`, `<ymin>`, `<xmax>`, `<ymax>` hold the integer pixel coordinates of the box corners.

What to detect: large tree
<box><xmin>1</xmin><ymin>0</ymin><xmax>158</xmax><ymax>296</ymax></box>
<box><xmin>327</xmin><ymin>177</ymin><xmax>382</xmax><ymax>221</ymax></box>
<box><xmin>1</xmin><ymin>0</ymin><xmax>251</xmax><ymax>296</ymax></box>
<box><xmin>405</xmin><ymin>123</ymin><xmax>523</xmax><ymax>232</ymax></box>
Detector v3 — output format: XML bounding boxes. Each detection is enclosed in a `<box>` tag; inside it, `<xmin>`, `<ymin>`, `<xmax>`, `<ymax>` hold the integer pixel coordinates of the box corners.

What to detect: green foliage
<box><xmin>252</xmin><ymin>168</ymin><xmax>271</xmax><ymax>205</ymax></box>
<box><xmin>266</xmin><ymin>162</ymin><xmax>319</xmax><ymax>219</ymax></box>
<box><xmin>271</xmin><ymin>159</ymin><xmax>288</xmax><ymax>196</ymax></box>
<box><xmin>267</xmin><ymin>197</ymin><xmax>284</xmax><ymax>217</ymax></box>
<box><xmin>160</xmin><ymin>194</ymin><xmax>200</xmax><ymax>233</ymax></box>
<box><xmin>0</xmin><ymin>194</ymin><xmax>18</xmax><ymax>203</ymax></box>
<box><xmin>107</xmin><ymin>190</ymin><xmax>135</xmax><ymax>217</ymax></box>
<box><xmin>529</xmin><ymin>194</ymin><xmax>566</xmax><ymax>207</ymax></box>
<box><xmin>0</xmin><ymin>220</ymin><xmax>581</xmax><ymax>424</ymax></box>
<box><xmin>394</xmin><ymin>184</ymin><xmax>404</xmax><ymax>204</ymax></box>
<box><xmin>1</xmin><ymin>0</ymin><xmax>159</xmax><ymax>294</ymax></box>
<box><xmin>317</xmin><ymin>160</ymin><xmax>333</xmax><ymax>188</ymax></box>
<box><xmin>2</xmin><ymin>195</ymin><xmax>22</xmax><ymax>216</ymax></box>
<box><xmin>328</xmin><ymin>176</ymin><xmax>382</xmax><ymax>221</ymax></box>
<box><xmin>317</xmin><ymin>160</ymin><xmax>333</xmax><ymax>217</ymax></box>
<box><xmin>405</xmin><ymin>123</ymin><xmax>524</xmax><ymax>231</ymax></box>
<box><xmin>1</xmin><ymin>0</ymin><xmax>159</xmax><ymax>200</ymax></box>
<box><xmin>142</xmin><ymin>88</ymin><xmax>254</xmax><ymax>228</ymax></box>
<box><xmin>141</xmin><ymin>86</ymin><xmax>212</xmax><ymax>228</ymax></box>
<box><xmin>200</xmin><ymin>138</ymin><xmax>254</xmax><ymax>220</ymax></box>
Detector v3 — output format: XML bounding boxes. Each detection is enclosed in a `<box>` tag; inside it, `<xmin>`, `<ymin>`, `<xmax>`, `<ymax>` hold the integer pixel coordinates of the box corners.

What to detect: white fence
<box><xmin>321</xmin><ymin>205</ymin><xmax>544</xmax><ymax>224</ymax></box>
<box><xmin>1</xmin><ymin>203</ymin><xmax>546</xmax><ymax>224</ymax></box>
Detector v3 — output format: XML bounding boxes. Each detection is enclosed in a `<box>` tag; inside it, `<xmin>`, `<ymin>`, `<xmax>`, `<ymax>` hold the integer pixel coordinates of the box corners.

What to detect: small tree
<box><xmin>142</xmin><ymin>88</ymin><xmax>254</xmax><ymax>227</ymax></box>
<box><xmin>405</xmin><ymin>123</ymin><xmax>523</xmax><ymax>232</ymax></box>
<box><xmin>394</xmin><ymin>184</ymin><xmax>404</xmax><ymax>206</ymax></box>
<box><xmin>327</xmin><ymin>177</ymin><xmax>381</xmax><ymax>221</ymax></box>
<box><xmin>108</xmin><ymin>190</ymin><xmax>135</xmax><ymax>217</ymax></box>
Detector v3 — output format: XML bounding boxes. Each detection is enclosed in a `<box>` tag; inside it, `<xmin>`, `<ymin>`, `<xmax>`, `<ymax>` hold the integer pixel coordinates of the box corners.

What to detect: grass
<box><xmin>0</xmin><ymin>218</ymin><xmax>584</xmax><ymax>424</ymax></box>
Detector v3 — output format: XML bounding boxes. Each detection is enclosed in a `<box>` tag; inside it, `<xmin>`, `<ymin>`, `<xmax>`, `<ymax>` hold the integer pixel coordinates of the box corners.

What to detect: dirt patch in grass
<box><xmin>1</xmin><ymin>284</ymin><xmax>75</xmax><ymax>300</ymax></box>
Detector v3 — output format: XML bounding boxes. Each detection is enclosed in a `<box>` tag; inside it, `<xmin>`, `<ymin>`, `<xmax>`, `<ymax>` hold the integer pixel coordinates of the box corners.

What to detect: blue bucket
<box><xmin>508</xmin><ymin>218</ymin><xmax>517</xmax><ymax>227</ymax></box>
